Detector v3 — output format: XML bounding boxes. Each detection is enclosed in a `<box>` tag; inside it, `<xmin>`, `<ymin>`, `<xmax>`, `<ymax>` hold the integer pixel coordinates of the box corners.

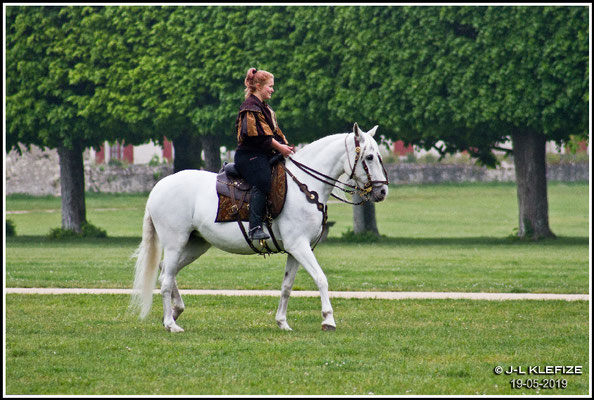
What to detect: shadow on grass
<box><xmin>323</xmin><ymin>235</ymin><xmax>589</xmax><ymax>247</ymax></box>
<box><xmin>6</xmin><ymin>236</ymin><xmax>142</xmax><ymax>247</ymax></box>
<box><xmin>7</xmin><ymin>235</ymin><xmax>588</xmax><ymax>248</ymax></box>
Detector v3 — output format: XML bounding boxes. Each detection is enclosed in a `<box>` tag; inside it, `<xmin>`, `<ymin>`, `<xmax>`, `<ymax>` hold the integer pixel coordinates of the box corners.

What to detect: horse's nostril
<box><xmin>380</xmin><ymin>189</ymin><xmax>386</xmax><ymax>195</ymax></box>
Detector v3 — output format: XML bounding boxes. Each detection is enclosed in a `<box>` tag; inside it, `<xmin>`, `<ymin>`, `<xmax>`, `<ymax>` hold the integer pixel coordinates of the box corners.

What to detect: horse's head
<box><xmin>344</xmin><ymin>123</ymin><xmax>389</xmax><ymax>202</ymax></box>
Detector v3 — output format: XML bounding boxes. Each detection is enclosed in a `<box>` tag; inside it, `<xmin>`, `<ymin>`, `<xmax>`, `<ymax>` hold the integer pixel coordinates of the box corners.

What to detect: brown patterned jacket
<box><xmin>235</xmin><ymin>94</ymin><xmax>288</xmax><ymax>155</ymax></box>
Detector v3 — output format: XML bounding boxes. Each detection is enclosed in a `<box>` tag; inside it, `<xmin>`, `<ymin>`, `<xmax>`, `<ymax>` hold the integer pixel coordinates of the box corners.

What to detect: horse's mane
<box><xmin>293</xmin><ymin>133</ymin><xmax>348</xmax><ymax>161</ymax></box>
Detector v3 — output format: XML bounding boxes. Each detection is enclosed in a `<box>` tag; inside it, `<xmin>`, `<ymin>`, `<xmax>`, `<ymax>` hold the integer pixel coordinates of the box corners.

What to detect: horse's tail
<box><xmin>130</xmin><ymin>206</ymin><xmax>162</xmax><ymax>319</ymax></box>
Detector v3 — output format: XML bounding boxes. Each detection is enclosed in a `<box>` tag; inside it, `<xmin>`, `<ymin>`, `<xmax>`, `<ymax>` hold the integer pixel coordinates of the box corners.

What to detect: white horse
<box><xmin>131</xmin><ymin>123</ymin><xmax>389</xmax><ymax>332</ymax></box>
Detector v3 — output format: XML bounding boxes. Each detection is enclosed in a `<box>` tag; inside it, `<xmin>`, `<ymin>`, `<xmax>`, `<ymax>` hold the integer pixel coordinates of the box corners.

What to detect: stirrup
<box><xmin>249</xmin><ymin>226</ymin><xmax>270</xmax><ymax>240</ymax></box>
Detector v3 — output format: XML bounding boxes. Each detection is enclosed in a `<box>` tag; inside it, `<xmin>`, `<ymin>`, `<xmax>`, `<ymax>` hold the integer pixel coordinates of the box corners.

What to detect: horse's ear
<box><xmin>353</xmin><ymin>122</ymin><xmax>367</xmax><ymax>144</ymax></box>
<box><xmin>368</xmin><ymin>125</ymin><xmax>379</xmax><ymax>137</ymax></box>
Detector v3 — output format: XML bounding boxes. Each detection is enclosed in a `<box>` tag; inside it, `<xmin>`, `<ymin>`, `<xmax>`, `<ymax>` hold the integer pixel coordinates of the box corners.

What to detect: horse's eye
<box><xmin>366</xmin><ymin>154</ymin><xmax>374</xmax><ymax>161</ymax></box>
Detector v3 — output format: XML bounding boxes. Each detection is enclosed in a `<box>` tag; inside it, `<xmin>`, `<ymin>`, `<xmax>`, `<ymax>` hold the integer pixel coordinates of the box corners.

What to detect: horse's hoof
<box><xmin>322</xmin><ymin>324</ymin><xmax>336</xmax><ymax>331</ymax></box>
<box><xmin>164</xmin><ymin>323</ymin><xmax>184</xmax><ymax>333</ymax></box>
<box><xmin>277</xmin><ymin>320</ymin><xmax>293</xmax><ymax>331</ymax></box>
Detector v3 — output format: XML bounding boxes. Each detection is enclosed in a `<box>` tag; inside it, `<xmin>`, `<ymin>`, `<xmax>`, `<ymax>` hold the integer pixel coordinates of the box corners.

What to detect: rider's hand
<box><xmin>280</xmin><ymin>144</ymin><xmax>294</xmax><ymax>157</ymax></box>
<box><xmin>271</xmin><ymin>139</ymin><xmax>295</xmax><ymax>157</ymax></box>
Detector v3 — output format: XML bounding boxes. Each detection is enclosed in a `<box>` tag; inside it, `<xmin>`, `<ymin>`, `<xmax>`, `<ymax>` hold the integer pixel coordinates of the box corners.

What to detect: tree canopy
<box><xmin>9</xmin><ymin>6</ymin><xmax>587</xmax><ymax>159</ymax></box>
<box><xmin>6</xmin><ymin>5</ymin><xmax>589</xmax><ymax>238</ymax></box>
<box><xmin>332</xmin><ymin>6</ymin><xmax>588</xmax><ymax>167</ymax></box>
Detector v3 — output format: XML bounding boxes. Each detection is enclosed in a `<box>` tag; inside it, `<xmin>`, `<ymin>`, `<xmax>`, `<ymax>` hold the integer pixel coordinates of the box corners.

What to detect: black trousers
<box><xmin>234</xmin><ymin>150</ymin><xmax>272</xmax><ymax>194</ymax></box>
<box><xmin>234</xmin><ymin>150</ymin><xmax>272</xmax><ymax>230</ymax></box>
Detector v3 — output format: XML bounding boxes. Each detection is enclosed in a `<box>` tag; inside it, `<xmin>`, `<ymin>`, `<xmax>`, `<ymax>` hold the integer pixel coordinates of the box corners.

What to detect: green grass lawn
<box><xmin>4</xmin><ymin>235</ymin><xmax>589</xmax><ymax>294</ymax></box>
<box><xmin>4</xmin><ymin>183</ymin><xmax>590</xmax><ymax>395</ymax></box>
<box><xmin>5</xmin><ymin>294</ymin><xmax>589</xmax><ymax>395</ymax></box>
<box><xmin>6</xmin><ymin>182</ymin><xmax>590</xmax><ymax>238</ymax></box>
<box><xmin>5</xmin><ymin>183</ymin><xmax>590</xmax><ymax>294</ymax></box>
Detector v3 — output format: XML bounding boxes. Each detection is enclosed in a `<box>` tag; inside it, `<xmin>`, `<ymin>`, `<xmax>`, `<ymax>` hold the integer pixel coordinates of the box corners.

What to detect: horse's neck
<box><xmin>289</xmin><ymin>134</ymin><xmax>348</xmax><ymax>203</ymax></box>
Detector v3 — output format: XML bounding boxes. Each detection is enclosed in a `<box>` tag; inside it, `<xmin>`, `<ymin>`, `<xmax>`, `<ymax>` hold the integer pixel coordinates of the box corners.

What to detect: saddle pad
<box><xmin>215</xmin><ymin>162</ymin><xmax>287</xmax><ymax>223</ymax></box>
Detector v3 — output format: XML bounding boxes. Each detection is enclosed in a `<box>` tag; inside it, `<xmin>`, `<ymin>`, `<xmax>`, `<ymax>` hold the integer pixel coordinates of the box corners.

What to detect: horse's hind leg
<box><xmin>157</xmin><ymin>261</ymin><xmax>184</xmax><ymax>321</ymax></box>
<box><xmin>160</xmin><ymin>233</ymin><xmax>210</xmax><ymax>332</ymax></box>
<box><xmin>171</xmin><ymin>282</ymin><xmax>184</xmax><ymax>321</ymax></box>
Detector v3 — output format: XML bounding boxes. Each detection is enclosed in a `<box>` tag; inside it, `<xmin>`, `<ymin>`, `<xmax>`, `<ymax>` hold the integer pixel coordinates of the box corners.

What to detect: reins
<box><xmin>287</xmin><ymin>157</ymin><xmax>365</xmax><ymax>205</ymax></box>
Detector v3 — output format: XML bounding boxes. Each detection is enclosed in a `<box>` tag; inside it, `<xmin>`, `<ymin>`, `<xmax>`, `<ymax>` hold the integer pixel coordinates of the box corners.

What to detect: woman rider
<box><xmin>234</xmin><ymin>68</ymin><xmax>294</xmax><ymax>240</ymax></box>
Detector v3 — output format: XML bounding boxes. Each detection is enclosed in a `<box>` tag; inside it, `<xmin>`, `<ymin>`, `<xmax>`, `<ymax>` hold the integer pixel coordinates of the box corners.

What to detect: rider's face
<box><xmin>256</xmin><ymin>78</ymin><xmax>274</xmax><ymax>101</ymax></box>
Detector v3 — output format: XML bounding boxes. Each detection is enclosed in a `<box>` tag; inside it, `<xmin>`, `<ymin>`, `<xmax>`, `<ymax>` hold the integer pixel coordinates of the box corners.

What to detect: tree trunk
<box><xmin>511</xmin><ymin>130</ymin><xmax>556</xmax><ymax>240</ymax></box>
<box><xmin>173</xmin><ymin>130</ymin><xmax>202</xmax><ymax>173</ymax></box>
<box><xmin>201</xmin><ymin>134</ymin><xmax>222</xmax><ymax>172</ymax></box>
<box><xmin>352</xmin><ymin>192</ymin><xmax>379</xmax><ymax>235</ymax></box>
<box><xmin>57</xmin><ymin>142</ymin><xmax>86</xmax><ymax>233</ymax></box>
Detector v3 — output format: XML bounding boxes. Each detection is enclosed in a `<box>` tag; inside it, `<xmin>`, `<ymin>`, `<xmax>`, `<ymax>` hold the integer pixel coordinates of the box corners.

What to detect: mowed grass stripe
<box><xmin>5</xmin><ymin>183</ymin><xmax>589</xmax><ymax>294</ymax></box>
<box><xmin>5</xmin><ymin>236</ymin><xmax>589</xmax><ymax>293</ymax></box>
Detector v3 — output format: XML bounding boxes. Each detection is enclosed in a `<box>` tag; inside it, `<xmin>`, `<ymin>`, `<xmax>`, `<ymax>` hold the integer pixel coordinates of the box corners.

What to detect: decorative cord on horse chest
<box><xmin>284</xmin><ymin>167</ymin><xmax>328</xmax><ymax>251</ymax></box>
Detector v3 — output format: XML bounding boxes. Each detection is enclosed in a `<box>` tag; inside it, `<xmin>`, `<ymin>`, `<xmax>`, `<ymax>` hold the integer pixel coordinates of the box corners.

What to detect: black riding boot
<box><xmin>248</xmin><ymin>187</ymin><xmax>270</xmax><ymax>240</ymax></box>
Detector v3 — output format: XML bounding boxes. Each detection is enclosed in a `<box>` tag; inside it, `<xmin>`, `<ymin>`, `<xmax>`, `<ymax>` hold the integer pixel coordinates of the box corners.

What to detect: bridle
<box><xmin>287</xmin><ymin>131</ymin><xmax>389</xmax><ymax>206</ymax></box>
<box><xmin>345</xmin><ymin>130</ymin><xmax>390</xmax><ymax>197</ymax></box>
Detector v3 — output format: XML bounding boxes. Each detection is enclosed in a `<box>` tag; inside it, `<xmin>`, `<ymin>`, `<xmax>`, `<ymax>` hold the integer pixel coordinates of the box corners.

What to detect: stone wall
<box><xmin>385</xmin><ymin>161</ymin><xmax>589</xmax><ymax>184</ymax></box>
<box><xmin>5</xmin><ymin>145</ymin><xmax>173</xmax><ymax>196</ymax></box>
<box><xmin>6</xmin><ymin>145</ymin><xmax>62</xmax><ymax>196</ymax></box>
<box><xmin>4</xmin><ymin>145</ymin><xmax>589</xmax><ymax>196</ymax></box>
<box><xmin>86</xmin><ymin>164</ymin><xmax>173</xmax><ymax>194</ymax></box>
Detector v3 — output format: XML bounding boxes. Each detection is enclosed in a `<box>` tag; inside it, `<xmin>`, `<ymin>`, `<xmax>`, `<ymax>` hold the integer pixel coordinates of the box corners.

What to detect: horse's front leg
<box><xmin>275</xmin><ymin>254</ymin><xmax>300</xmax><ymax>331</ymax></box>
<box><xmin>286</xmin><ymin>241</ymin><xmax>336</xmax><ymax>331</ymax></box>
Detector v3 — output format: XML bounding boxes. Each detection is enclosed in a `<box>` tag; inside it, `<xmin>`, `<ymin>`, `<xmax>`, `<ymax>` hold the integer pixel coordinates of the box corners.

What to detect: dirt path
<box><xmin>5</xmin><ymin>288</ymin><xmax>589</xmax><ymax>301</ymax></box>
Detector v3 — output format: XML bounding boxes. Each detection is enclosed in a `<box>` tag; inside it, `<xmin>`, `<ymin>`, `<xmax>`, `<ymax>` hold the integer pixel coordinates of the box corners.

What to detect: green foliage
<box><xmin>107</xmin><ymin>159</ymin><xmax>128</xmax><ymax>168</ymax></box>
<box><xmin>5</xmin><ymin>6</ymin><xmax>149</xmax><ymax>153</ymax></box>
<box><xmin>147</xmin><ymin>155</ymin><xmax>161</xmax><ymax>167</ymax></box>
<box><xmin>152</xmin><ymin>170</ymin><xmax>163</xmax><ymax>181</ymax></box>
<box><xmin>564</xmin><ymin>135</ymin><xmax>590</xmax><ymax>155</ymax></box>
<box><xmin>6</xmin><ymin>219</ymin><xmax>17</xmax><ymax>237</ymax></box>
<box><xmin>405</xmin><ymin>153</ymin><xmax>418</xmax><ymax>164</ymax></box>
<box><xmin>331</xmin><ymin>6</ymin><xmax>588</xmax><ymax>166</ymax></box>
<box><xmin>5</xmin><ymin>6</ymin><xmax>588</xmax><ymax>239</ymax></box>
<box><xmin>546</xmin><ymin>151</ymin><xmax>590</xmax><ymax>164</ymax></box>
<box><xmin>6</xmin><ymin>6</ymin><xmax>588</xmax><ymax>154</ymax></box>
<box><xmin>48</xmin><ymin>221</ymin><xmax>107</xmax><ymax>239</ymax></box>
<box><xmin>81</xmin><ymin>222</ymin><xmax>108</xmax><ymax>238</ymax></box>
<box><xmin>339</xmin><ymin>227</ymin><xmax>384</xmax><ymax>243</ymax></box>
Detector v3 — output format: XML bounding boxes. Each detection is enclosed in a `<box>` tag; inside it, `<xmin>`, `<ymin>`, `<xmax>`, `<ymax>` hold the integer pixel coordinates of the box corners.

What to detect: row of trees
<box><xmin>6</xmin><ymin>6</ymin><xmax>588</xmax><ymax>239</ymax></box>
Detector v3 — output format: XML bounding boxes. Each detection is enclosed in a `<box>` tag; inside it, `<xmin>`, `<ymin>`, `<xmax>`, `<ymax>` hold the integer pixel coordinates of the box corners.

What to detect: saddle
<box><xmin>215</xmin><ymin>157</ymin><xmax>287</xmax><ymax>223</ymax></box>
